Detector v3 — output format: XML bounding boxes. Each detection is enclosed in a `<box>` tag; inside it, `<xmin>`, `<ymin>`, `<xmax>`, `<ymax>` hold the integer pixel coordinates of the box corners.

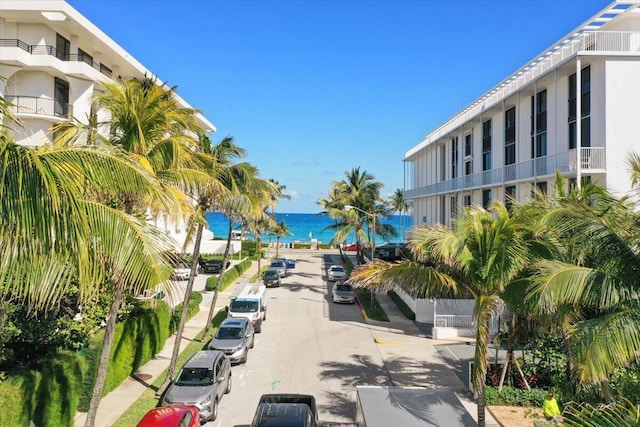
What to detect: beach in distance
<box><xmin>205</xmin><ymin>212</ymin><xmax>412</xmax><ymax>245</ymax></box>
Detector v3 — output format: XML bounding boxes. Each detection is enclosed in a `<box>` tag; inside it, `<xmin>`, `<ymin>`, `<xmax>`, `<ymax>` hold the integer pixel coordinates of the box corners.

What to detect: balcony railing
<box><xmin>5</xmin><ymin>95</ymin><xmax>73</xmax><ymax>119</ymax></box>
<box><xmin>410</xmin><ymin>31</ymin><xmax>640</xmax><ymax>152</ymax></box>
<box><xmin>405</xmin><ymin>147</ymin><xmax>605</xmax><ymax>199</ymax></box>
<box><xmin>0</xmin><ymin>39</ymin><xmax>113</xmax><ymax>78</ymax></box>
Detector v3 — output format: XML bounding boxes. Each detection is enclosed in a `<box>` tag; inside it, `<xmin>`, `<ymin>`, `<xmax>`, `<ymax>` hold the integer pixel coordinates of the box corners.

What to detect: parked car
<box><xmin>203</xmin><ymin>259</ymin><xmax>231</xmax><ymax>274</ymax></box>
<box><xmin>269</xmin><ymin>259</ymin><xmax>287</xmax><ymax>278</ymax></box>
<box><xmin>171</xmin><ymin>262</ymin><xmax>192</xmax><ymax>281</ymax></box>
<box><xmin>262</xmin><ymin>268</ymin><xmax>281</xmax><ymax>287</ymax></box>
<box><xmin>332</xmin><ymin>281</ymin><xmax>356</xmax><ymax>304</ymax></box>
<box><xmin>162</xmin><ymin>350</ymin><xmax>232</xmax><ymax>422</ymax></box>
<box><xmin>134</xmin><ymin>289</ymin><xmax>166</xmax><ymax>302</ymax></box>
<box><xmin>251</xmin><ymin>394</ymin><xmax>318</xmax><ymax>427</ymax></box>
<box><xmin>208</xmin><ymin>317</ymin><xmax>254</xmax><ymax>364</ymax></box>
<box><xmin>327</xmin><ymin>264</ymin><xmax>347</xmax><ymax>282</ymax></box>
<box><xmin>343</xmin><ymin>243</ymin><xmax>363</xmax><ymax>252</ymax></box>
<box><xmin>136</xmin><ymin>404</ymin><xmax>200</xmax><ymax>427</ymax></box>
<box><xmin>276</xmin><ymin>257</ymin><xmax>296</xmax><ymax>269</ymax></box>
<box><xmin>227</xmin><ymin>283</ymin><xmax>267</xmax><ymax>333</ymax></box>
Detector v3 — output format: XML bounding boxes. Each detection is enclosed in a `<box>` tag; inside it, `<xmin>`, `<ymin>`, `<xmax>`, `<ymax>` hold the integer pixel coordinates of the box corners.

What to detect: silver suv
<box><xmin>162</xmin><ymin>350</ymin><xmax>231</xmax><ymax>421</ymax></box>
<box><xmin>208</xmin><ymin>317</ymin><xmax>255</xmax><ymax>364</ymax></box>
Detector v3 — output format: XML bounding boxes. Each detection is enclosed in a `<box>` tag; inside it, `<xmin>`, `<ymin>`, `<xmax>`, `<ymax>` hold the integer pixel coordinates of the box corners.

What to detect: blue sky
<box><xmin>69</xmin><ymin>0</ymin><xmax>610</xmax><ymax>213</ymax></box>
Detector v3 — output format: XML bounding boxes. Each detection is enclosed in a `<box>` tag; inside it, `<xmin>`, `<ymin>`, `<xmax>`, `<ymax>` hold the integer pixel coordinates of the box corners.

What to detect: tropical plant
<box><xmin>527</xmin><ymin>157</ymin><xmax>640</xmax><ymax>395</ymax></box>
<box><xmin>273</xmin><ymin>220</ymin><xmax>292</xmax><ymax>258</ymax></box>
<box><xmin>389</xmin><ymin>188</ymin><xmax>409</xmax><ymax>241</ymax></box>
<box><xmin>349</xmin><ymin>202</ymin><xmax>544</xmax><ymax>427</ymax></box>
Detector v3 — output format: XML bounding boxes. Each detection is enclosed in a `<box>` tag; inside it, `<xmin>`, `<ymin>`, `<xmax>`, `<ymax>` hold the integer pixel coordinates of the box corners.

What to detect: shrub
<box><xmin>485</xmin><ymin>386</ymin><xmax>548</xmax><ymax>407</ymax></box>
<box><xmin>241</xmin><ymin>240</ymin><xmax>258</xmax><ymax>257</ymax></box>
<box><xmin>170</xmin><ymin>291</ymin><xmax>203</xmax><ymax>333</ymax></box>
<box><xmin>205</xmin><ymin>259</ymin><xmax>252</xmax><ymax>292</ymax></box>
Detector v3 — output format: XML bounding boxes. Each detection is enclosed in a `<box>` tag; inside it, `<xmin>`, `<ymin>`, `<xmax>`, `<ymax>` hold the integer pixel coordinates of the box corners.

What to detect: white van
<box><xmin>227</xmin><ymin>283</ymin><xmax>267</xmax><ymax>332</ymax></box>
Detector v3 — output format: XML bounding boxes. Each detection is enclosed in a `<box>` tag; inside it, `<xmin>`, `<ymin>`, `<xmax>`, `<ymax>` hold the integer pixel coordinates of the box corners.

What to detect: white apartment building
<box><xmin>0</xmin><ymin>1</ymin><xmax>231</xmax><ymax>253</ymax></box>
<box><xmin>0</xmin><ymin>0</ymin><xmax>215</xmax><ymax>146</ymax></box>
<box><xmin>404</xmin><ymin>0</ymin><xmax>640</xmax><ymax>229</ymax></box>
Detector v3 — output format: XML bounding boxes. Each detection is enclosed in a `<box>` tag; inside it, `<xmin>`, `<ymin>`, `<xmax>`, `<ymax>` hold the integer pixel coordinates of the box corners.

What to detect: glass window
<box><xmin>482</xmin><ymin>120</ymin><xmax>492</xmax><ymax>171</ymax></box>
<box><xmin>482</xmin><ymin>189</ymin><xmax>492</xmax><ymax>209</ymax></box>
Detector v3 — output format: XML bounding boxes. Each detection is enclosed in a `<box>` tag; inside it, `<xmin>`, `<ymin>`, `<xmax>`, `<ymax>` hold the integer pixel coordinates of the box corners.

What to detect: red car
<box><xmin>343</xmin><ymin>243</ymin><xmax>363</xmax><ymax>252</ymax></box>
<box><xmin>137</xmin><ymin>405</ymin><xmax>200</xmax><ymax>427</ymax></box>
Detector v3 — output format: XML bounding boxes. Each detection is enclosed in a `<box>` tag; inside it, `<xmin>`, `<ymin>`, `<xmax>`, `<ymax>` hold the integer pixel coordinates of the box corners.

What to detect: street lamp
<box><xmin>344</xmin><ymin>205</ymin><xmax>376</xmax><ymax>262</ymax></box>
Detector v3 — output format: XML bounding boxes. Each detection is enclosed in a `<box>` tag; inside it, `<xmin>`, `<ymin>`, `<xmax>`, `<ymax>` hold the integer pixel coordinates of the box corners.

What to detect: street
<box><xmin>207</xmin><ymin>251</ymin><xmax>390</xmax><ymax>427</ymax></box>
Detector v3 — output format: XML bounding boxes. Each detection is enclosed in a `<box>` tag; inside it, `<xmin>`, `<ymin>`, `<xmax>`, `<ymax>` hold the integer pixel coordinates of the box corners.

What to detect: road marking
<box><xmin>373</xmin><ymin>337</ymin><xmax>405</xmax><ymax>345</ymax></box>
<box><xmin>445</xmin><ymin>345</ymin><xmax>460</xmax><ymax>361</ymax></box>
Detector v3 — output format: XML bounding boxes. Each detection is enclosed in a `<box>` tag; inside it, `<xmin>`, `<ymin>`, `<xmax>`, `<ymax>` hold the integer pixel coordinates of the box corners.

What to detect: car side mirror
<box><xmin>218</xmin><ymin>376</ymin><xmax>225</xmax><ymax>383</ymax></box>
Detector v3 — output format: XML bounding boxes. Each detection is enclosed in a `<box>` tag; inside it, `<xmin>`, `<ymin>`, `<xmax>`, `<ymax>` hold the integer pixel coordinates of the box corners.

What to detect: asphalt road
<box><xmin>205</xmin><ymin>251</ymin><xmax>387</xmax><ymax>427</ymax></box>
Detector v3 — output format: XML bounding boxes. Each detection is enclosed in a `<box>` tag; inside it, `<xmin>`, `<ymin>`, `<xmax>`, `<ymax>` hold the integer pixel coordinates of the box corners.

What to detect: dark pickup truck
<box><xmin>250</xmin><ymin>394</ymin><xmax>318</xmax><ymax>427</ymax></box>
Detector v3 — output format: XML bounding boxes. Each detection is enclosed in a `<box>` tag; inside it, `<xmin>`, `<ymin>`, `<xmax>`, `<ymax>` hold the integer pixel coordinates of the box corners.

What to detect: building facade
<box><xmin>0</xmin><ymin>0</ymin><xmax>219</xmax><ymax>250</ymax></box>
<box><xmin>404</xmin><ymin>1</ymin><xmax>640</xmax><ymax>229</ymax></box>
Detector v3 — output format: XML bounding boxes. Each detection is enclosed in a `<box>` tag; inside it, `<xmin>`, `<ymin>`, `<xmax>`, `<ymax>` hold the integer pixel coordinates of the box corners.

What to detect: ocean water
<box><xmin>204</xmin><ymin>212</ymin><xmax>413</xmax><ymax>245</ymax></box>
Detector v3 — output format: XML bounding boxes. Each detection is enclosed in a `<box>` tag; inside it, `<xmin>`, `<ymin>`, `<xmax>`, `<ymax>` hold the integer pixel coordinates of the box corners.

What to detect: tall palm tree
<box><xmin>389</xmin><ymin>188</ymin><xmax>409</xmax><ymax>241</ymax></box>
<box><xmin>349</xmin><ymin>203</ymin><xmax>540</xmax><ymax>427</ymax></box>
<box><xmin>55</xmin><ymin>78</ymin><xmax>207</xmax><ymax>427</ymax></box>
<box><xmin>273</xmin><ymin>220</ymin><xmax>292</xmax><ymax>258</ymax></box>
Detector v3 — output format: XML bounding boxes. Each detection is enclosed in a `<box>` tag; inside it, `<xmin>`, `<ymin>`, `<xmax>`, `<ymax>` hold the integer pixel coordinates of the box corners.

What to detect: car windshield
<box><xmin>270</xmin><ymin>261</ymin><xmax>284</xmax><ymax>267</ymax></box>
<box><xmin>336</xmin><ymin>283</ymin><xmax>353</xmax><ymax>292</ymax></box>
<box><xmin>264</xmin><ymin>271</ymin><xmax>278</xmax><ymax>279</ymax></box>
<box><xmin>229</xmin><ymin>300</ymin><xmax>259</xmax><ymax>313</ymax></box>
<box><xmin>175</xmin><ymin>367</ymin><xmax>213</xmax><ymax>386</ymax></box>
<box><xmin>330</xmin><ymin>266</ymin><xmax>345</xmax><ymax>272</ymax></box>
<box><xmin>206</xmin><ymin>260</ymin><xmax>221</xmax><ymax>265</ymax></box>
<box><xmin>216</xmin><ymin>326</ymin><xmax>244</xmax><ymax>339</ymax></box>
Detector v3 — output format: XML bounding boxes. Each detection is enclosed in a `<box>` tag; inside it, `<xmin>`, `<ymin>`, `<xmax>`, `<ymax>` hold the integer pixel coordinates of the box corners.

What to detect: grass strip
<box><xmin>343</xmin><ymin>254</ymin><xmax>389</xmax><ymax>322</ymax></box>
<box><xmin>111</xmin><ymin>309</ymin><xmax>228</xmax><ymax>426</ymax></box>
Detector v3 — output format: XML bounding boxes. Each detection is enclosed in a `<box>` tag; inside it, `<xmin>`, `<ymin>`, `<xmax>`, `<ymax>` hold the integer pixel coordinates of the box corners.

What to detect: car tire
<box><xmin>210</xmin><ymin>398</ymin><xmax>219</xmax><ymax>421</ymax></box>
<box><xmin>225</xmin><ymin>374</ymin><xmax>232</xmax><ymax>394</ymax></box>
<box><xmin>250</xmin><ymin>336</ymin><xmax>255</xmax><ymax>349</ymax></box>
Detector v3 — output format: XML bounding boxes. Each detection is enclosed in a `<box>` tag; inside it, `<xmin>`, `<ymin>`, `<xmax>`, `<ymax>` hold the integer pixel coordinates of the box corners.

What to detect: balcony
<box><xmin>405</xmin><ymin>147</ymin><xmax>605</xmax><ymax>199</ymax></box>
<box><xmin>0</xmin><ymin>39</ymin><xmax>113</xmax><ymax>78</ymax></box>
<box><xmin>5</xmin><ymin>95</ymin><xmax>73</xmax><ymax>120</ymax></box>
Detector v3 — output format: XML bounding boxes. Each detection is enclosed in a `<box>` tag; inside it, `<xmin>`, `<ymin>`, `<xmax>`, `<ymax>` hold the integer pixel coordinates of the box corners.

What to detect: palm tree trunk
<box><xmin>157</xmin><ymin>223</ymin><xmax>203</xmax><ymax>396</ymax></box>
<box><xmin>276</xmin><ymin>237</ymin><xmax>280</xmax><ymax>258</ymax></box>
<box><xmin>203</xmin><ymin>221</ymin><xmax>233</xmax><ymax>337</ymax></box>
<box><xmin>84</xmin><ymin>286</ymin><xmax>123</xmax><ymax>427</ymax></box>
<box><xmin>473</xmin><ymin>300</ymin><xmax>493</xmax><ymax>427</ymax></box>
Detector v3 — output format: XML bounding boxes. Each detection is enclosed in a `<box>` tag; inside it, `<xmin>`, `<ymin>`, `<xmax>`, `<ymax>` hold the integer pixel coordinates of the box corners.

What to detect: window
<box><xmin>440</xmin><ymin>145</ymin><xmax>446</xmax><ymax>182</ymax></box>
<box><xmin>533</xmin><ymin>182</ymin><xmax>548</xmax><ymax>199</ymax></box>
<box><xmin>531</xmin><ymin>90</ymin><xmax>547</xmax><ymax>158</ymax></box>
<box><xmin>465</xmin><ymin>160</ymin><xmax>472</xmax><ymax>176</ymax></box>
<box><xmin>451</xmin><ymin>137</ymin><xmax>459</xmax><ymax>179</ymax></box>
<box><xmin>504</xmin><ymin>107</ymin><xmax>516</xmax><ymax>165</ymax></box>
<box><xmin>463</xmin><ymin>194</ymin><xmax>472</xmax><ymax>207</ymax></box>
<box><xmin>482</xmin><ymin>189</ymin><xmax>492</xmax><ymax>209</ymax></box>
<box><xmin>56</xmin><ymin>33</ymin><xmax>70</xmax><ymax>61</ymax></box>
<box><xmin>450</xmin><ymin>195</ymin><xmax>458</xmax><ymax>219</ymax></box>
<box><xmin>100</xmin><ymin>63</ymin><xmax>112</xmax><ymax>77</ymax></box>
<box><xmin>464</xmin><ymin>133</ymin><xmax>473</xmax><ymax>157</ymax></box>
<box><xmin>54</xmin><ymin>77</ymin><xmax>70</xmax><ymax>117</ymax></box>
<box><xmin>77</xmin><ymin>48</ymin><xmax>93</xmax><ymax>66</ymax></box>
<box><xmin>482</xmin><ymin>120</ymin><xmax>492</xmax><ymax>171</ymax></box>
<box><xmin>505</xmin><ymin>186</ymin><xmax>516</xmax><ymax>211</ymax></box>
<box><xmin>568</xmin><ymin>66</ymin><xmax>591</xmax><ymax>149</ymax></box>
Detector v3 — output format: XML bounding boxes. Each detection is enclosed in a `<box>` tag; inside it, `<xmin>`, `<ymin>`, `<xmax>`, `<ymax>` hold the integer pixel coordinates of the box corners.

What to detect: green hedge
<box><xmin>205</xmin><ymin>258</ymin><xmax>252</xmax><ymax>291</ymax></box>
<box><xmin>485</xmin><ymin>386</ymin><xmax>548</xmax><ymax>407</ymax></box>
<box><xmin>241</xmin><ymin>241</ymin><xmax>258</xmax><ymax>257</ymax></box>
<box><xmin>0</xmin><ymin>292</ymin><xmax>205</xmax><ymax>426</ymax></box>
<box><xmin>388</xmin><ymin>290</ymin><xmax>416</xmax><ymax>320</ymax></box>
<box><xmin>170</xmin><ymin>291</ymin><xmax>203</xmax><ymax>333</ymax></box>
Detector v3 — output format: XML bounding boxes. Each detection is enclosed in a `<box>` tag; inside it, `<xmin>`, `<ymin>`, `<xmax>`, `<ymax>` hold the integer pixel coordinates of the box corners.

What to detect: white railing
<box><xmin>435</xmin><ymin>314</ymin><xmax>498</xmax><ymax>331</ymax></box>
<box><xmin>407</xmin><ymin>31</ymin><xmax>640</xmax><ymax>155</ymax></box>
<box><xmin>406</xmin><ymin>147</ymin><xmax>606</xmax><ymax>198</ymax></box>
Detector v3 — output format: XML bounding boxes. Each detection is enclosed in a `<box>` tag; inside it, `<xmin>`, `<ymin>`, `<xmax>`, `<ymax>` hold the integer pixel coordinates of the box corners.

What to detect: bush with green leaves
<box><xmin>562</xmin><ymin>397</ymin><xmax>640</xmax><ymax>427</ymax></box>
<box><xmin>485</xmin><ymin>386</ymin><xmax>548</xmax><ymax>407</ymax></box>
<box><xmin>205</xmin><ymin>258</ymin><xmax>252</xmax><ymax>291</ymax></box>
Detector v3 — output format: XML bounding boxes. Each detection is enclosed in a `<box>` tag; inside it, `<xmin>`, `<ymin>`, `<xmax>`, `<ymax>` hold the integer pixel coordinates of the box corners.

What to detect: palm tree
<box><xmin>0</xmin><ymin>131</ymin><xmax>177</xmax><ymax>427</ymax></box>
<box><xmin>527</xmin><ymin>158</ymin><xmax>640</xmax><ymax>391</ymax></box>
<box><xmin>54</xmin><ymin>78</ymin><xmax>207</xmax><ymax>426</ymax></box>
<box><xmin>273</xmin><ymin>220</ymin><xmax>292</xmax><ymax>258</ymax></box>
<box><xmin>389</xmin><ymin>188</ymin><xmax>409</xmax><ymax>241</ymax></box>
<box><xmin>349</xmin><ymin>202</ymin><xmax>541</xmax><ymax>427</ymax></box>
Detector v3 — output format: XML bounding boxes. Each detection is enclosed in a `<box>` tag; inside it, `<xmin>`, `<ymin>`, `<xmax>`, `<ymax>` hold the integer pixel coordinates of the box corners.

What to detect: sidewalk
<box><xmin>371</xmin><ymin>292</ymin><xmax>501</xmax><ymax>426</ymax></box>
<box><xmin>74</xmin><ymin>261</ymin><xmax>259</xmax><ymax>427</ymax></box>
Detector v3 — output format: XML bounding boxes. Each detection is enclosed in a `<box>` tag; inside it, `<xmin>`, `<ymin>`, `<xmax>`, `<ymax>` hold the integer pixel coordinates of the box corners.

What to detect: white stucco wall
<box><xmin>605</xmin><ymin>58</ymin><xmax>640</xmax><ymax>199</ymax></box>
